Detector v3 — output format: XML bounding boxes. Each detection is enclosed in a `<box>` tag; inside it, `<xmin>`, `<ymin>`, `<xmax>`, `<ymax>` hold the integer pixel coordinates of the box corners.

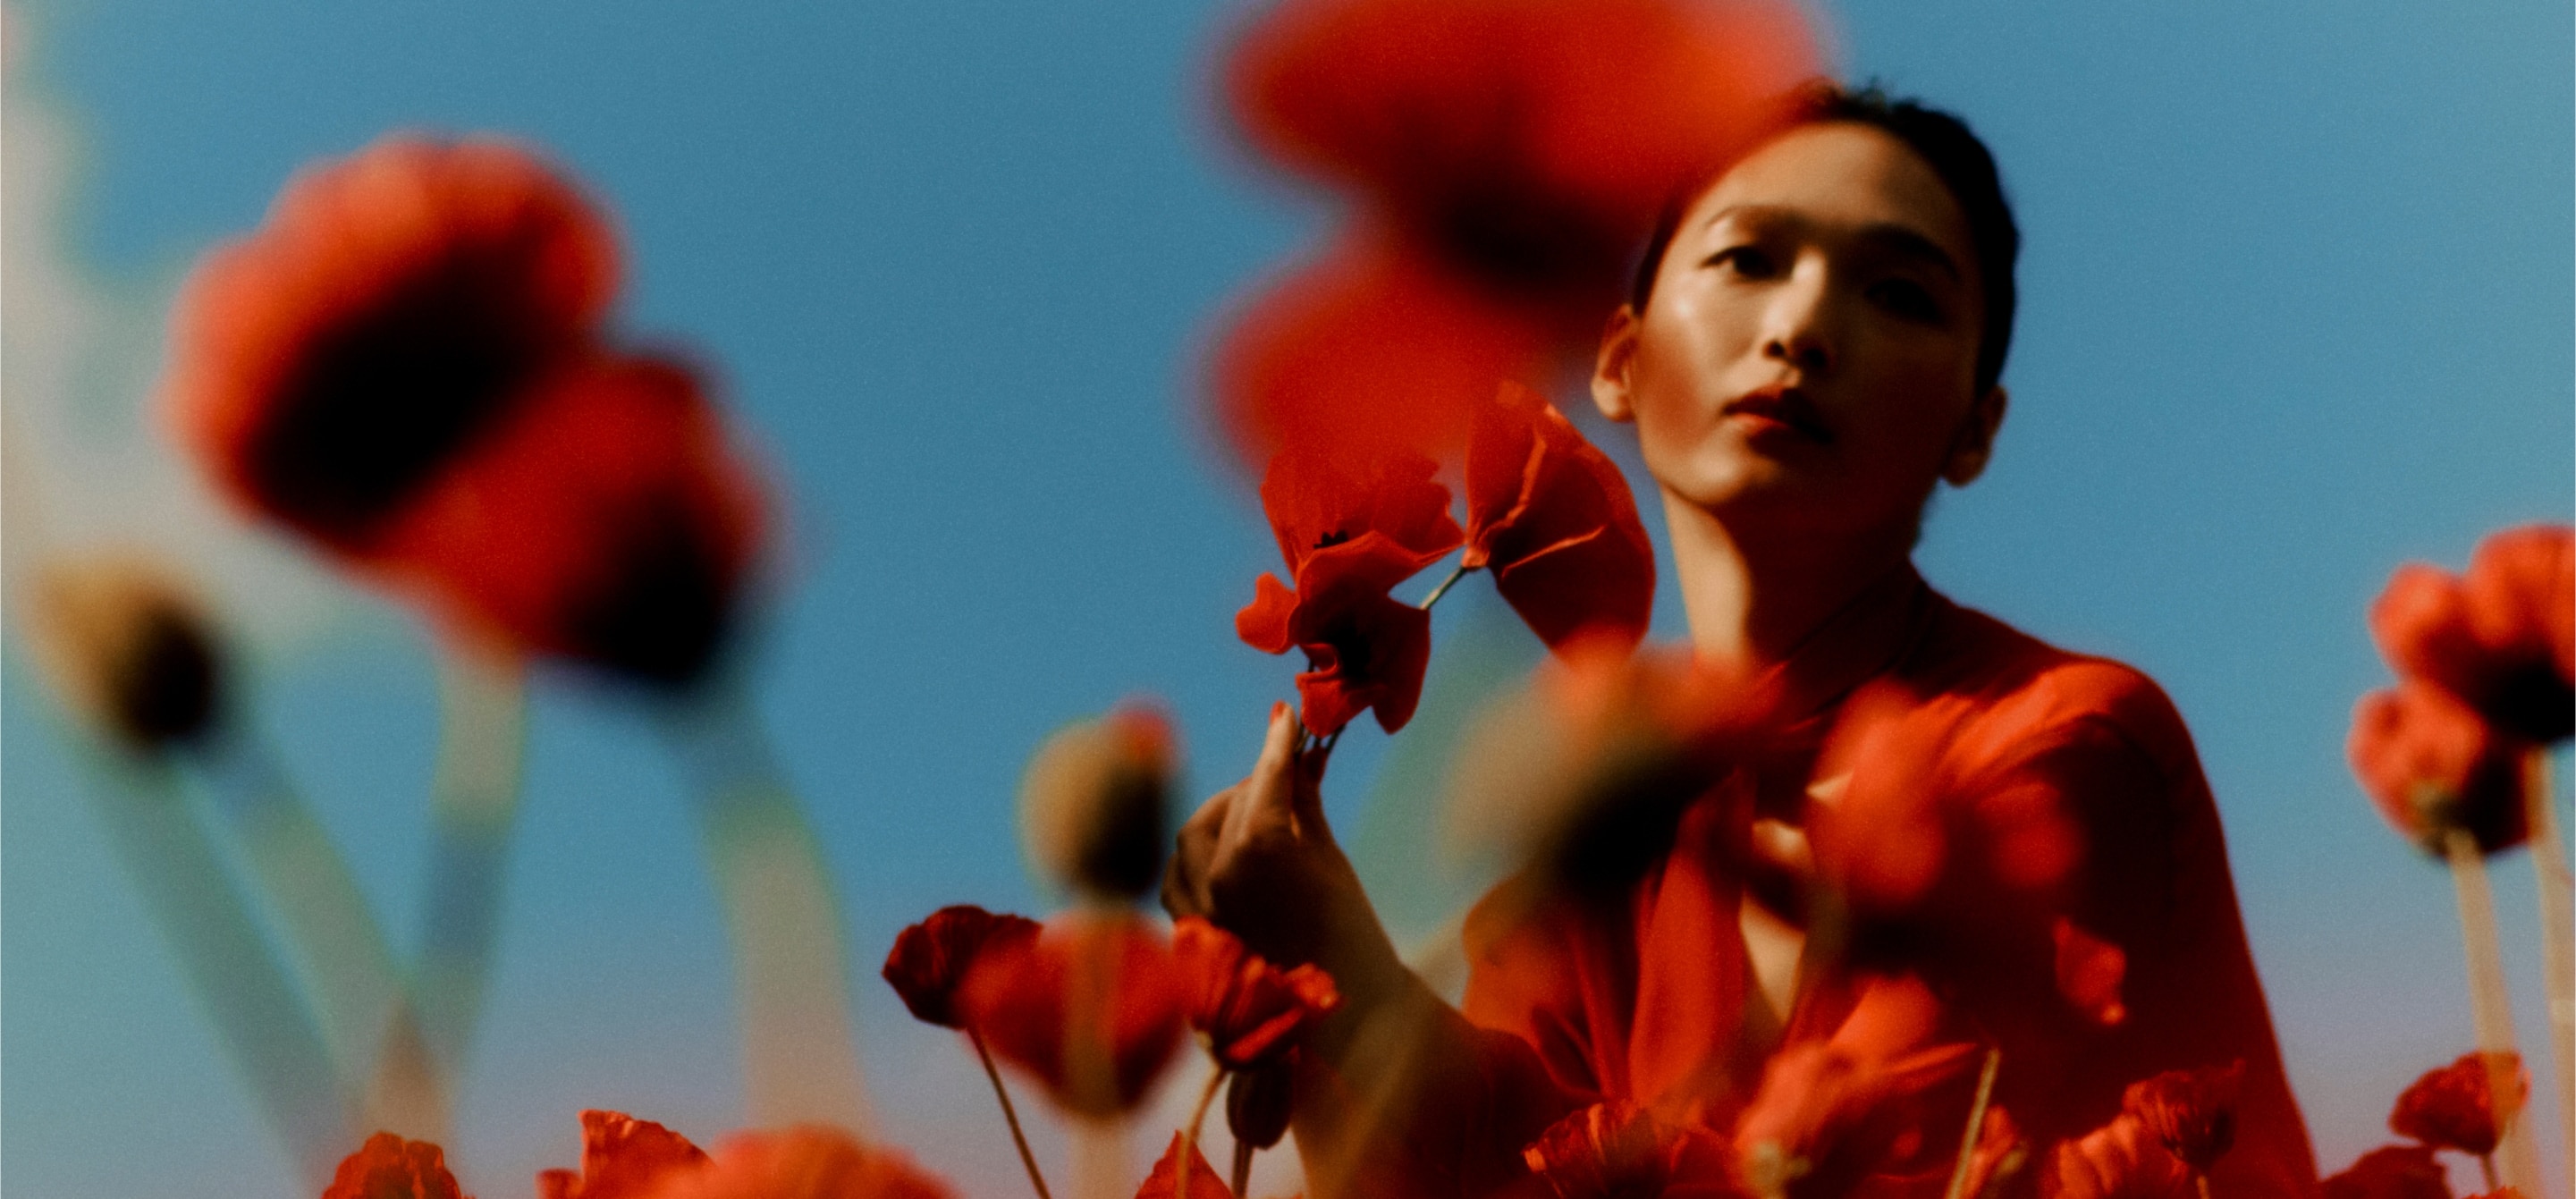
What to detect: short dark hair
<box><xmin>1628</xmin><ymin>83</ymin><xmax>2021</xmax><ymax>395</ymax></box>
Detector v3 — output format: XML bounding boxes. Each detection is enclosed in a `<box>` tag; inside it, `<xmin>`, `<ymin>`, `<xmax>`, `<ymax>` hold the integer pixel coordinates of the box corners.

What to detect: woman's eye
<box><xmin>1868</xmin><ymin>277</ymin><xmax>1944</xmax><ymax>323</ymax></box>
<box><xmin>1706</xmin><ymin>245</ymin><xmax>1778</xmax><ymax>279</ymax></box>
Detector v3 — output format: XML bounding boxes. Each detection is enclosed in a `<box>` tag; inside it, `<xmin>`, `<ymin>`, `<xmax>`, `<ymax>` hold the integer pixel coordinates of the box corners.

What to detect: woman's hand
<box><xmin>1161</xmin><ymin>704</ymin><xmax>1406</xmax><ymax>1011</ymax></box>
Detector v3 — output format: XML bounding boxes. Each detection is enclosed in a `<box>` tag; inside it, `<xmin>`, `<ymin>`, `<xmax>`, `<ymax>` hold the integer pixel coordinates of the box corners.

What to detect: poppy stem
<box><xmin>1941</xmin><ymin>1046</ymin><xmax>2001</xmax><ymax>1199</ymax></box>
<box><xmin>1178</xmin><ymin>1065</ymin><xmax>1225</xmax><ymax>1198</ymax></box>
<box><xmin>2521</xmin><ymin>747</ymin><xmax>2574</xmax><ymax>1162</ymax></box>
<box><xmin>413</xmin><ymin>647</ymin><xmax>525</xmax><ymax>1082</ymax></box>
<box><xmin>2443</xmin><ymin>825</ymin><xmax>2541</xmax><ymax>1194</ymax></box>
<box><xmin>1417</xmin><ymin>563</ymin><xmax>1474</xmax><ymax>612</ymax></box>
<box><xmin>2479</xmin><ymin>1154</ymin><xmax>2497</xmax><ymax>1193</ymax></box>
<box><xmin>971</xmin><ymin>1030</ymin><xmax>1053</xmax><ymax>1199</ymax></box>
<box><xmin>1230</xmin><ymin>1138</ymin><xmax>1255</xmax><ymax>1199</ymax></box>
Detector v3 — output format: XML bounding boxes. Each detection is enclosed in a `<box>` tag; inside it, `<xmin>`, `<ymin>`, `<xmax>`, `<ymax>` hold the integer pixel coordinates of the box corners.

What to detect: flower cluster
<box><xmin>325</xmin><ymin>1110</ymin><xmax>951</xmax><ymax>1199</ymax></box>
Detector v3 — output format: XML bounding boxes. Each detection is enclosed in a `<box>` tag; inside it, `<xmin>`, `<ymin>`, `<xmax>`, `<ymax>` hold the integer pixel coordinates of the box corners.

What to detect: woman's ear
<box><xmin>1591</xmin><ymin>306</ymin><xmax>1643</xmax><ymax>424</ymax></box>
<box><xmin>1940</xmin><ymin>384</ymin><xmax>2008</xmax><ymax>486</ymax></box>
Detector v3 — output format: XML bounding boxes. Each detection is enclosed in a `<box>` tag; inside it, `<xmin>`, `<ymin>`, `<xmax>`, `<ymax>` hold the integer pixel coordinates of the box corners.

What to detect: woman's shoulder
<box><xmin>1903</xmin><ymin>593</ymin><xmax>2201</xmax><ymax>778</ymax></box>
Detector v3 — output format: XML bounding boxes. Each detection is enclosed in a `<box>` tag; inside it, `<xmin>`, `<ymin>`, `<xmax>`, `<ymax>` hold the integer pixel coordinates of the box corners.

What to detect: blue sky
<box><xmin>3</xmin><ymin>1</ymin><xmax>2568</xmax><ymax>1195</ymax></box>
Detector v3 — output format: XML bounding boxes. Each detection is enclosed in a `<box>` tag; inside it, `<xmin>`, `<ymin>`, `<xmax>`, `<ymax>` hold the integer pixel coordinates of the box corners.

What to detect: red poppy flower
<box><xmin>2349</xmin><ymin>682</ymin><xmax>2530</xmax><ymax>854</ymax></box>
<box><xmin>958</xmin><ymin>912</ymin><xmax>1189</xmax><ymax>1118</ymax></box>
<box><xmin>2320</xmin><ymin>1144</ymin><xmax>2454</xmax><ymax>1199</ymax></box>
<box><xmin>1523</xmin><ymin>1101</ymin><xmax>1733</xmax><ymax>1199</ymax></box>
<box><xmin>1135</xmin><ymin>1132</ymin><xmax>1236</xmax><ymax>1199</ymax></box>
<box><xmin>2050</xmin><ymin>1113</ymin><xmax>2193</xmax><ymax>1199</ymax></box>
<box><xmin>1237</xmin><ymin>542</ymin><xmax>1436</xmax><ymax>737</ymax></box>
<box><xmin>536</xmin><ymin>1110</ymin><xmax>708</xmax><ymax>1199</ymax></box>
<box><xmin>645</xmin><ymin>1126</ymin><xmax>955</xmax><ymax>1199</ymax></box>
<box><xmin>2370</xmin><ymin>528</ymin><xmax>2575</xmax><ymax>743</ymax></box>
<box><xmin>1170</xmin><ymin>916</ymin><xmax>1341</xmax><ymax>1070</ymax></box>
<box><xmin>1458</xmin><ymin>382</ymin><xmax>1653</xmax><ymax>652</ymax></box>
<box><xmin>2390</xmin><ymin>1052</ymin><xmax>2528</xmax><ymax>1159</ymax></box>
<box><xmin>325</xmin><ymin>1132</ymin><xmax>471</xmax><ymax>1199</ymax></box>
<box><xmin>2123</xmin><ymin>1060</ymin><xmax>2242</xmax><ymax>1176</ymax></box>
<box><xmin>165</xmin><ymin>134</ymin><xmax>616</xmax><ymax>553</ymax></box>
<box><xmin>372</xmin><ymin>351</ymin><xmax>768</xmax><ymax>688</ymax></box>
<box><xmin>882</xmin><ymin>905</ymin><xmax>1043</xmax><ymax>1031</ymax></box>
<box><xmin>1258</xmin><ymin>446</ymin><xmax>1464</xmax><ymax>581</ymax></box>
<box><xmin>1224</xmin><ymin>0</ymin><xmax>1816</xmax><ymax>314</ymax></box>
<box><xmin>1210</xmin><ymin>230</ymin><xmax>1555</xmax><ymax>470</ymax></box>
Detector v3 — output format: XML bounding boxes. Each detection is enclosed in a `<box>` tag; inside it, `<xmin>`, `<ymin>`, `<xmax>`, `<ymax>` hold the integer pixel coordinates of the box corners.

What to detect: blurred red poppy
<box><xmin>325</xmin><ymin>1132</ymin><xmax>470</xmax><ymax>1199</ymax></box>
<box><xmin>165</xmin><ymin>134</ymin><xmax>616</xmax><ymax>553</ymax></box>
<box><xmin>959</xmin><ymin>912</ymin><xmax>1189</xmax><ymax>1118</ymax></box>
<box><xmin>2320</xmin><ymin>1144</ymin><xmax>2453</xmax><ymax>1199</ymax></box>
<box><xmin>883</xmin><ymin>905</ymin><xmax>1043</xmax><ymax>1031</ymax></box>
<box><xmin>1170</xmin><ymin>916</ymin><xmax>1340</xmax><ymax>1070</ymax></box>
<box><xmin>1461</xmin><ymin>382</ymin><xmax>1654</xmax><ymax>652</ymax></box>
<box><xmin>1209</xmin><ymin>230</ymin><xmax>1553</xmax><ymax>470</ymax></box>
<box><xmin>536</xmin><ymin>1110</ymin><xmax>708</xmax><ymax>1199</ymax></box>
<box><xmin>2123</xmin><ymin>1060</ymin><xmax>2242</xmax><ymax>1176</ymax></box>
<box><xmin>2389</xmin><ymin>1052</ymin><xmax>2527</xmax><ymax>1159</ymax></box>
<box><xmin>2050</xmin><ymin>1112</ymin><xmax>2192</xmax><ymax>1199</ymax></box>
<box><xmin>646</xmin><ymin>1126</ymin><xmax>954</xmax><ymax>1199</ymax></box>
<box><xmin>2370</xmin><ymin>528</ymin><xmax>2575</xmax><ymax>743</ymax></box>
<box><xmin>2348</xmin><ymin>683</ymin><xmax>2530</xmax><ymax>855</ymax></box>
<box><xmin>1237</xmin><ymin>543</ymin><xmax>1437</xmax><ymax>737</ymax></box>
<box><xmin>2052</xmin><ymin>917</ymin><xmax>2128</xmax><ymax>1028</ymax></box>
<box><xmin>373</xmin><ymin>351</ymin><xmax>768</xmax><ymax>688</ymax></box>
<box><xmin>1224</xmin><ymin>0</ymin><xmax>1816</xmax><ymax>316</ymax></box>
<box><xmin>1523</xmin><ymin>1101</ymin><xmax>1733</xmax><ymax>1199</ymax></box>
<box><xmin>1731</xmin><ymin>976</ymin><xmax>1979</xmax><ymax>1197</ymax></box>
<box><xmin>1135</xmin><ymin>1132</ymin><xmax>1236</xmax><ymax>1199</ymax></box>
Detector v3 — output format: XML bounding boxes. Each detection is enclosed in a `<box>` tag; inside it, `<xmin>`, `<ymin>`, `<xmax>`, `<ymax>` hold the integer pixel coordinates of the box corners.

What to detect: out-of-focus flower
<box><xmin>642</xmin><ymin>1126</ymin><xmax>954</xmax><ymax>1199</ymax></box>
<box><xmin>1210</xmin><ymin>232</ymin><xmax>1552</xmax><ymax>469</ymax></box>
<box><xmin>1135</xmin><ymin>1132</ymin><xmax>1237</xmax><ymax>1199</ymax></box>
<box><xmin>2349</xmin><ymin>683</ymin><xmax>2530</xmax><ymax>855</ymax></box>
<box><xmin>2369</xmin><ymin>528</ymin><xmax>2575</xmax><ymax>744</ymax></box>
<box><xmin>24</xmin><ymin>556</ymin><xmax>227</xmax><ymax>755</ymax></box>
<box><xmin>1170</xmin><ymin>916</ymin><xmax>1340</xmax><ymax>1069</ymax></box>
<box><xmin>1732</xmin><ymin>977</ymin><xmax>1979</xmax><ymax>1198</ymax></box>
<box><xmin>1227</xmin><ymin>1060</ymin><xmax>1297</xmax><ymax>1153</ymax></box>
<box><xmin>1959</xmin><ymin>1106</ymin><xmax>2029</xmax><ymax>1199</ymax></box>
<box><xmin>1019</xmin><ymin>704</ymin><xmax>1178</xmax><ymax>902</ymax></box>
<box><xmin>2051</xmin><ymin>917</ymin><xmax>2128</xmax><ymax>1028</ymax></box>
<box><xmin>1447</xmin><ymin>635</ymin><xmax>1752</xmax><ymax>896</ymax></box>
<box><xmin>1460</xmin><ymin>382</ymin><xmax>1653</xmax><ymax>652</ymax></box>
<box><xmin>883</xmin><ymin>905</ymin><xmax>1044</xmax><ymax>1030</ymax></box>
<box><xmin>325</xmin><ymin>1132</ymin><xmax>471</xmax><ymax>1199</ymax></box>
<box><xmin>2122</xmin><ymin>1060</ymin><xmax>2241</xmax><ymax>1177</ymax></box>
<box><xmin>2319</xmin><ymin>1144</ymin><xmax>2453</xmax><ymax>1199</ymax></box>
<box><xmin>1524</xmin><ymin>1100</ymin><xmax>1733</xmax><ymax>1199</ymax></box>
<box><xmin>1224</xmin><ymin>0</ymin><xmax>1817</xmax><ymax>317</ymax></box>
<box><xmin>2049</xmin><ymin>1113</ymin><xmax>2192</xmax><ymax>1199</ymax></box>
<box><xmin>2390</xmin><ymin>1052</ymin><xmax>2528</xmax><ymax>1160</ymax></box>
<box><xmin>537</xmin><ymin>1110</ymin><xmax>709</xmax><ymax>1199</ymax></box>
<box><xmin>959</xmin><ymin>912</ymin><xmax>1189</xmax><ymax>1118</ymax></box>
<box><xmin>1239</xmin><ymin>544</ymin><xmax>1438</xmax><ymax>738</ymax></box>
<box><xmin>165</xmin><ymin>134</ymin><xmax>616</xmax><ymax>553</ymax></box>
<box><xmin>372</xmin><ymin>351</ymin><xmax>768</xmax><ymax>689</ymax></box>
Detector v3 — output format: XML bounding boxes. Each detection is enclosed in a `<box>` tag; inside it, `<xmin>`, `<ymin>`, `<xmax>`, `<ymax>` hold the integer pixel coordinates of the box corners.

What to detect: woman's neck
<box><xmin>1661</xmin><ymin>489</ymin><xmax>1918</xmax><ymax>670</ymax></box>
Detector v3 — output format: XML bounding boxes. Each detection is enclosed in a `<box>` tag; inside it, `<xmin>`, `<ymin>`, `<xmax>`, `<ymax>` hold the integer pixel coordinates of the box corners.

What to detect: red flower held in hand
<box><xmin>537</xmin><ymin>1110</ymin><xmax>708</xmax><ymax>1199</ymax></box>
<box><xmin>2123</xmin><ymin>1060</ymin><xmax>2242</xmax><ymax>1177</ymax></box>
<box><xmin>646</xmin><ymin>1126</ymin><xmax>954</xmax><ymax>1199</ymax></box>
<box><xmin>2320</xmin><ymin>1144</ymin><xmax>2454</xmax><ymax>1199</ymax></box>
<box><xmin>2350</xmin><ymin>682</ymin><xmax>2530</xmax><ymax>854</ymax></box>
<box><xmin>959</xmin><ymin>912</ymin><xmax>1189</xmax><ymax>1118</ymax></box>
<box><xmin>325</xmin><ymin>1132</ymin><xmax>471</xmax><ymax>1199</ymax></box>
<box><xmin>2390</xmin><ymin>1052</ymin><xmax>2528</xmax><ymax>1159</ymax></box>
<box><xmin>372</xmin><ymin>351</ymin><xmax>768</xmax><ymax>688</ymax></box>
<box><xmin>883</xmin><ymin>905</ymin><xmax>1043</xmax><ymax>1030</ymax></box>
<box><xmin>1238</xmin><ymin>448</ymin><xmax>1461</xmax><ymax>737</ymax></box>
<box><xmin>2370</xmin><ymin>528</ymin><xmax>2575</xmax><ymax>743</ymax></box>
<box><xmin>1170</xmin><ymin>916</ymin><xmax>1340</xmax><ymax>1070</ymax></box>
<box><xmin>1462</xmin><ymin>382</ymin><xmax>1654</xmax><ymax>653</ymax></box>
<box><xmin>165</xmin><ymin>134</ymin><xmax>616</xmax><ymax>553</ymax></box>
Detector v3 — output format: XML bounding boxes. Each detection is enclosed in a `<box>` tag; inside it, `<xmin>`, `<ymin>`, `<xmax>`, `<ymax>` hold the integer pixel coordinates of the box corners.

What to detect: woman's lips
<box><xmin>1722</xmin><ymin>385</ymin><xmax>1833</xmax><ymax>443</ymax></box>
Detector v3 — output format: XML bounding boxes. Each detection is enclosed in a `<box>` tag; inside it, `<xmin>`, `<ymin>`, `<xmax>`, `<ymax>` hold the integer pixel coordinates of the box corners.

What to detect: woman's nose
<box><xmin>1760</xmin><ymin>268</ymin><xmax>1836</xmax><ymax>376</ymax></box>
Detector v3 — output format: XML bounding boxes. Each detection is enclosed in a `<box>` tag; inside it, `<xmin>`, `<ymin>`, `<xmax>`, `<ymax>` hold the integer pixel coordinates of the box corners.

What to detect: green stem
<box><xmin>1178</xmin><ymin>1065</ymin><xmax>1224</xmax><ymax>1198</ymax></box>
<box><xmin>1231</xmin><ymin>1138</ymin><xmax>1255</xmax><ymax>1199</ymax></box>
<box><xmin>1417</xmin><ymin>563</ymin><xmax>1473</xmax><ymax>612</ymax></box>
<box><xmin>2521</xmin><ymin>749</ymin><xmax>2573</xmax><ymax>1167</ymax></box>
<box><xmin>412</xmin><ymin>650</ymin><xmax>526</xmax><ymax>1082</ymax></box>
<box><xmin>1942</xmin><ymin>1047</ymin><xmax>2001</xmax><ymax>1199</ymax></box>
<box><xmin>2443</xmin><ymin>825</ymin><xmax>2541</xmax><ymax>1195</ymax></box>
<box><xmin>973</xmin><ymin>1031</ymin><xmax>1052</xmax><ymax>1199</ymax></box>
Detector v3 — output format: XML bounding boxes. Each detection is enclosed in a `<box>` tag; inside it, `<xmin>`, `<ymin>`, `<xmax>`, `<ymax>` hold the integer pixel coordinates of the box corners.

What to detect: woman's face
<box><xmin>1593</xmin><ymin>122</ymin><xmax>2004</xmax><ymax>544</ymax></box>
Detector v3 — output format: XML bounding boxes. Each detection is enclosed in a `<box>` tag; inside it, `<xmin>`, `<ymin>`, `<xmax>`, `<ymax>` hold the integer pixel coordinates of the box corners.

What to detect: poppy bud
<box><xmin>2123</xmin><ymin>1060</ymin><xmax>2242</xmax><ymax>1177</ymax></box>
<box><xmin>26</xmin><ymin>557</ymin><xmax>227</xmax><ymax>755</ymax></box>
<box><xmin>1226</xmin><ymin>1060</ymin><xmax>1296</xmax><ymax>1152</ymax></box>
<box><xmin>1018</xmin><ymin>703</ymin><xmax>1175</xmax><ymax>902</ymax></box>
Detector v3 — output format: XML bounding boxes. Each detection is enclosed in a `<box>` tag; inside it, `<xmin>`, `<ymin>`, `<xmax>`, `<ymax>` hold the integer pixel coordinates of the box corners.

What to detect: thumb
<box><xmin>1232</xmin><ymin>702</ymin><xmax>1303</xmax><ymax>838</ymax></box>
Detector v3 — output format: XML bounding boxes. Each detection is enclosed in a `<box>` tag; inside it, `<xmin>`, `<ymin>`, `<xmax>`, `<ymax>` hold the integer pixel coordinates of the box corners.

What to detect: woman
<box><xmin>1164</xmin><ymin>86</ymin><xmax>2316</xmax><ymax>1197</ymax></box>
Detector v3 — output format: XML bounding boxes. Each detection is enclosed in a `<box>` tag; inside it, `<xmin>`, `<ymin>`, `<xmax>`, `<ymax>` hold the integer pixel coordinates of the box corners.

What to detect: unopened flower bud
<box><xmin>1019</xmin><ymin>702</ymin><xmax>1176</xmax><ymax>902</ymax></box>
<box><xmin>1226</xmin><ymin>1059</ymin><xmax>1296</xmax><ymax>1151</ymax></box>
<box><xmin>26</xmin><ymin>557</ymin><xmax>228</xmax><ymax>755</ymax></box>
